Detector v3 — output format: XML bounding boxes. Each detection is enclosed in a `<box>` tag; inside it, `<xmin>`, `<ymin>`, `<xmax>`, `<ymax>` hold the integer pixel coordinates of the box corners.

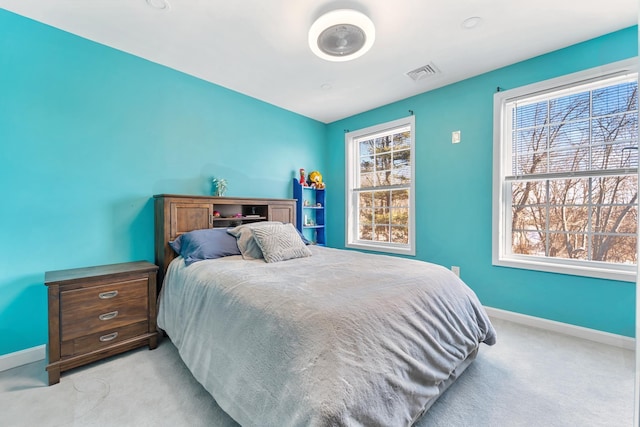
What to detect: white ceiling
<box><xmin>1</xmin><ymin>0</ymin><xmax>637</xmax><ymax>123</ymax></box>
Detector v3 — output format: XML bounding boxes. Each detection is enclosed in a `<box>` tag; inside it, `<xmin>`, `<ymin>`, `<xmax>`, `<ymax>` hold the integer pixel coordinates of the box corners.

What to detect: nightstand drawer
<box><xmin>60</xmin><ymin>278</ymin><xmax>147</xmax><ymax>312</ymax></box>
<box><xmin>61</xmin><ymin>321</ymin><xmax>149</xmax><ymax>357</ymax></box>
<box><xmin>60</xmin><ymin>303</ymin><xmax>148</xmax><ymax>341</ymax></box>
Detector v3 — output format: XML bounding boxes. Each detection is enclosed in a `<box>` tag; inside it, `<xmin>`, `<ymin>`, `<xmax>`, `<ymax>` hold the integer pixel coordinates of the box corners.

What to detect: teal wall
<box><xmin>326</xmin><ymin>26</ymin><xmax>638</xmax><ymax>337</ymax></box>
<box><xmin>1</xmin><ymin>7</ymin><xmax>637</xmax><ymax>358</ymax></box>
<box><xmin>0</xmin><ymin>10</ymin><xmax>325</xmax><ymax>356</ymax></box>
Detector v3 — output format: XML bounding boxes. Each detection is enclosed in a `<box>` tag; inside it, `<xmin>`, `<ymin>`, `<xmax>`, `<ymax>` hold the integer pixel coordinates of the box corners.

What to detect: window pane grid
<box><xmin>355</xmin><ymin>130</ymin><xmax>411</xmax><ymax>242</ymax></box>
<box><xmin>356</xmin><ymin>189</ymin><xmax>410</xmax><ymax>244</ymax></box>
<box><xmin>356</xmin><ymin>130</ymin><xmax>412</xmax><ymax>190</ymax></box>
<box><xmin>348</xmin><ymin>116</ymin><xmax>414</xmax><ymax>254</ymax></box>
<box><xmin>510</xmin><ymin>171</ymin><xmax>638</xmax><ymax>263</ymax></box>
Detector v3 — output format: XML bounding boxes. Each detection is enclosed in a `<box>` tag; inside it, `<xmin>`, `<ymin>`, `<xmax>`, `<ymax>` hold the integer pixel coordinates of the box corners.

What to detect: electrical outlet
<box><xmin>451</xmin><ymin>266</ymin><xmax>460</xmax><ymax>277</ymax></box>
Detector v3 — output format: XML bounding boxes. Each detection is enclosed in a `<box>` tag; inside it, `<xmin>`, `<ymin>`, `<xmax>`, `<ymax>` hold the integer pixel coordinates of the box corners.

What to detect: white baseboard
<box><xmin>0</xmin><ymin>345</ymin><xmax>46</xmax><ymax>372</ymax></box>
<box><xmin>485</xmin><ymin>306</ymin><xmax>635</xmax><ymax>350</ymax></box>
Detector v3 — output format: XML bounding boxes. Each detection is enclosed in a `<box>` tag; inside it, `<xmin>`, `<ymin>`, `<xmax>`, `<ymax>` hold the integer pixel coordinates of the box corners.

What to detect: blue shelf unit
<box><xmin>292</xmin><ymin>178</ymin><xmax>326</xmax><ymax>246</ymax></box>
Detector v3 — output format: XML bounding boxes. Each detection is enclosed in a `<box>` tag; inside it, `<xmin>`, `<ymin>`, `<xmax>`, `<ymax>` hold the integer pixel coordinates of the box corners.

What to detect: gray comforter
<box><xmin>157</xmin><ymin>246</ymin><xmax>496</xmax><ymax>426</ymax></box>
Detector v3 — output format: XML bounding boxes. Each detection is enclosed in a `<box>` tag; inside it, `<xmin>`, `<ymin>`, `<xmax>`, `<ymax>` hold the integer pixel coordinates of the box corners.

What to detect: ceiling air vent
<box><xmin>406</xmin><ymin>63</ymin><xmax>440</xmax><ymax>81</ymax></box>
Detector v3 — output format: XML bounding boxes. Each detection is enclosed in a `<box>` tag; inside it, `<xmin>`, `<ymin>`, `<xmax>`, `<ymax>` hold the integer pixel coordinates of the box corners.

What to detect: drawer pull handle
<box><xmin>98</xmin><ymin>290</ymin><xmax>118</xmax><ymax>299</ymax></box>
<box><xmin>98</xmin><ymin>311</ymin><xmax>119</xmax><ymax>321</ymax></box>
<box><xmin>99</xmin><ymin>332</ymin><xmax>118</xmax><ymax>342</ymax></box>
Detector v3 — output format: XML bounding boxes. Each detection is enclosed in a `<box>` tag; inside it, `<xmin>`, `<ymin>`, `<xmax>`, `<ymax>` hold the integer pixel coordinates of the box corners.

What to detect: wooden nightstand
<box><xmin>45</xmin><ymin>261</ymin><xmax>159</xmax><ymax>385</ymax></box>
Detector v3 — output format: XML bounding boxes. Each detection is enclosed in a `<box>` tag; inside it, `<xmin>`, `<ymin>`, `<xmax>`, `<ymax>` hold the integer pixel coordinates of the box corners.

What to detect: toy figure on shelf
<box><xmin>309</xmin><ymin>170</ymin><xmax>325</xmax><ymax>189</ymax></box>
<box><xmin>299</xmin><ymin>168</ymin><xmax>308</xmax><ymax>187</ymax></box>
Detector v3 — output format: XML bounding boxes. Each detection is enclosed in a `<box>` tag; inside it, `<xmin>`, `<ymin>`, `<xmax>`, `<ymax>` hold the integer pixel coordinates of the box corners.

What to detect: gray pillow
<box><xmin>227</xmin><ymin>221</ymin><xmax>283</xmax><ymax>260</ymax></box>
<box><xmin>252</xmin><ymin>223</ymin><xmax>312</xmax><ymax>263</ymax></box>
<box><xmin>169</xmin><ymin>228</ymin><xmax>240</xmax><ymax>266</ymax></box>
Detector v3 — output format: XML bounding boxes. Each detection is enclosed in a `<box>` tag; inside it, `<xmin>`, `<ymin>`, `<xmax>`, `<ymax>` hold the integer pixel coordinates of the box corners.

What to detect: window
<box><xmin>345</xmin><ymin>116</ymin><xmax>415</xmax><ymax>255</ymax></box>
<box><xmin>493</xmin><ymin>59</ymin><xmax>638</xmax><ymax>281</ymax></box>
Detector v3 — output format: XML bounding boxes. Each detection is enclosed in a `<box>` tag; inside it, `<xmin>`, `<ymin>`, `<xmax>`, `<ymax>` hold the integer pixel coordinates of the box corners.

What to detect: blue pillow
<box><xmin>169</xmin><ymin>228</ymin><xmax>241</xmax><ymax>266</ymax></box>
<box><xmin>296</xmin><ymin>228</ymin><xmax>311</xmax><ymax>245</ymax></box>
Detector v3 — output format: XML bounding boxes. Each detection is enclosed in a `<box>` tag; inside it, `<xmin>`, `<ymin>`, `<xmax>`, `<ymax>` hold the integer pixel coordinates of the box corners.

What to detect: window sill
<box><xmin>346</xmin><ymin>241</ymin><xmax>415</xmax><ymax>256</ymax></box>
<box><xmin>493</xmin><ymin>256</ymin><xmax>636</xmax><ymax>282</ymax></box>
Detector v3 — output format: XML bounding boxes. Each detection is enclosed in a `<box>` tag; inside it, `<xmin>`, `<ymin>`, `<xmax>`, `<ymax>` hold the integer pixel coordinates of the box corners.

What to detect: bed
<box><xmin>155</xmin><ymin>214</ymin><xmax>496</xmax><ymax>426</ymax></box>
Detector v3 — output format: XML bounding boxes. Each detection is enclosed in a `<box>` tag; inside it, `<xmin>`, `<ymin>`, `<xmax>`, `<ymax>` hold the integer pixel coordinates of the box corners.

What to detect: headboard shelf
<box><xmin>153</xmin><ymin>194</ymin><xmax>296</xmax><ymax>286</ymax></box>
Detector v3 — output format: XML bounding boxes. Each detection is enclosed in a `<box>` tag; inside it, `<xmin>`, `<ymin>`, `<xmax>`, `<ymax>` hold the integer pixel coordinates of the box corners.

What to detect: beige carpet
<box><xmin>0</xmin><ymin>318</ymin><xmax>634</xmax><ymax>427</ymax></box>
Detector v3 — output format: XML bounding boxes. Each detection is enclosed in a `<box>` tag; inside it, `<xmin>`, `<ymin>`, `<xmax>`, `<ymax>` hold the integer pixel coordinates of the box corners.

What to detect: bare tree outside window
<box><xmin>346</xmin><ymin>116</ymin><xmax>415</xmax><ymax>255</ymax></box>
<box><xmin>509</xmin><ymin>79</ymin><xmax>638</xmax><ymax>265</ymax></box>
<box><xmin>357</xmin><ymin>130</ymin><xmax>411</xmax><ymax>244</ymax></box>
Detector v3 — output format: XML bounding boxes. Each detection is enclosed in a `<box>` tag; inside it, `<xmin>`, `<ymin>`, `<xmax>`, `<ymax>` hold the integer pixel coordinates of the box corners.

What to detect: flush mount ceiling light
<box><xmin>309</xmin><ymin>9</ymin><xmax>375</xmax><ymax>62</ymax></box>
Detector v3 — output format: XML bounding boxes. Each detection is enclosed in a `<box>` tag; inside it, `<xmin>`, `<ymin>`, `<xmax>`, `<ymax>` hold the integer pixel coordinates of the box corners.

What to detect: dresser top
<box><xmin>45</xmin><ymin>261</ymin><xmax>158</xmax><ymax>285</ymax></box>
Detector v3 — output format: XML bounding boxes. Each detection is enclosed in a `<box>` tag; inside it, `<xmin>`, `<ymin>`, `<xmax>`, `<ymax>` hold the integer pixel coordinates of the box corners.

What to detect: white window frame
<box><xmin>345</xmin><ymin>116</ymin><xmax>416</xmax><ymax>255</ymax></box>
<box><xmin>492</xmin><ymin>58</ymin><xmax>638</xmax><ymax>282</ymax></box>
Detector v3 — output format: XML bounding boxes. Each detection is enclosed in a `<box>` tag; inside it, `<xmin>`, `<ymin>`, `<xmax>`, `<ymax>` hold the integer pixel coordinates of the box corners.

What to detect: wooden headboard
<box><xmin>153</xmin><ymin>194</ymin><xmax>296</xmax><ymax>286</ymax></box>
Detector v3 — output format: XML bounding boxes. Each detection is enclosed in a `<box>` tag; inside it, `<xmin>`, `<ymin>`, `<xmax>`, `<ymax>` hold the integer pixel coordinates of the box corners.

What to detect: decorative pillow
<box><xmin>251</xmin><ymin>223</ymin><xmax>312</xmax><ymax>263</ymax></box>
<box><xmin>169</xmin><ymin>228</ymin><xmax>240</xmax><ymax>266</ymax></box>
<box><xmin>227</xmin><ymin>221</ymin><xmax>283</xmax><ymax>260</ymax></box>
